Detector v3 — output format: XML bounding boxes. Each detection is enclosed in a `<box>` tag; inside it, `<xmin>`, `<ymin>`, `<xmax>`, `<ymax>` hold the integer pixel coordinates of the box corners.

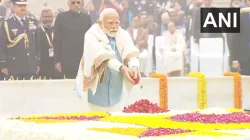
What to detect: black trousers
<box><xmin>240</xmin><ymin>59</ymin><xmax>250</xmax><ymax>76</ymax></box>
<box><xmin>39</xmin><ymin>72</ymin><xmax>63</xmax><ymax>80</ymax></box>
<box><xmin>3</xmin><ymin>73</ymin><xmax>36</xmax><ymax>80</ymax></box>
<box><xmin>62</xmin><ymin>69</ymin><xmax>78</xmax><ymax>79</ymax></box>
<box><xmin>39</xmin><ymin>60</ymin><xmax>62</xmax><ymax>79</ymax></box>
<box><xmin>0</xmin><ymin>73</ymin><xmax>4</xmax><ymax>80</ymax></box>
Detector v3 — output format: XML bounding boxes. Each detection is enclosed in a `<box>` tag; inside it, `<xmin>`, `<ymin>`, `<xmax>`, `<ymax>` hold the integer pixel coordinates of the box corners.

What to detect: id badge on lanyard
<box><xmin>49</xmin><ymin>48</ymin><xmax>54</xmax><ymax>57</ymax></box>
<box><xmin>41</xmin><ymin>26</ymin><xmax>54</xmax><ymax>57</ymax></box>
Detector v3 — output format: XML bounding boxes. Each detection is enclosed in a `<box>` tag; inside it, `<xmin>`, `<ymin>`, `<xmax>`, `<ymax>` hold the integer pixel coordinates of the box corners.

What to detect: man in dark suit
<box><xmin>37</xmin><ymin>7</ymin><xmax>59</xmax><ymax>79</ymax></box>
<box><xmin>0</xmin><ymin>16</ymin><xmax>4</xmax><ymax>80</ymax></box>
<box><xmin>53</xmin><ymin>0</ymin><xmax>92</xmax><ymax>79</ymax></box>
<box><xmin>230</xmin><ymin>1</ymin><xmax>250</xmax><ymax>75</ymax></box>
<box><xmin>0</xmin><ymin>0</ymin><xmax>40</xmax><ymax>80</ymax></box>
<box><xmin>193</xmin><ymin>0</ymin><xmax>223</xmax><ymax>43</ymax></box>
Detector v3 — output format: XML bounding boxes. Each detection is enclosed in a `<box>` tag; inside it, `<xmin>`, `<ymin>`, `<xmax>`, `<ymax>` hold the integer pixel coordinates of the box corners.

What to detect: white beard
<box><xmin>102</xmin><ymin>24</ymin><xmax>117</xmax><ymax>37</ymax></box>
<box><xmin>106</xmin><ymin>32</ymin><xmax>116</xmax><ymax>37</ymax></box>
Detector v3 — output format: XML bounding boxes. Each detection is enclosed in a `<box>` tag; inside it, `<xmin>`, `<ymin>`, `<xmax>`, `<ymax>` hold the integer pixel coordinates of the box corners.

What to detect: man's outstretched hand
<box><xmin>131</xmin><ymin>67</ymin><xmax>140</xmax><ymax>84</ymax></box>
<box><xmin>120</xmin><ymin>65</ymin><xmax>135</xmax><ymax>84</ymax></box>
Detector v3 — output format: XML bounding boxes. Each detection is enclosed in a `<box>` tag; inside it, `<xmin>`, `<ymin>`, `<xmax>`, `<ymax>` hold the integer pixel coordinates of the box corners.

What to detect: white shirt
<box><xmin>133</xmin><ymin>28</ymin><xmax>138</xmax><ymax>39</ymax></box>
<box><xmin>14</xmin><ymin>14</ymin><xmax>26</xmax><ymax>26</ymax></box>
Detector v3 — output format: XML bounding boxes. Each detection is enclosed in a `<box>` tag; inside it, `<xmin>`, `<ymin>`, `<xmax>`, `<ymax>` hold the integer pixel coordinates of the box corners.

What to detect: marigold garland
<box><xmin>227</xmin><ymin>108</ymin><xmax>244</xmax><ymax>113</ymax></box>
<box><xmin>188</xmin><ymin>72</ymin><xmax>207</xmax><ymax>109</ymax></box>
<box><xmin>224</xmin><ymin>72</ymin><xmax>242</xmax><ymax>109</ymax></box>
<box><xmin>150</xmin><ymin>73</ymin><xmax>168</xmax><ymax>110</ymax></box>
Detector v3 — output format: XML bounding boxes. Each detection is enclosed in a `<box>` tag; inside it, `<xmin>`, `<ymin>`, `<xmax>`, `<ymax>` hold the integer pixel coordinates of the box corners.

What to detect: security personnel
<box><xmin>0</xmin><ymin>0</ymin><xmax>40</xmax><ymax>80</ymax></box>
<box><xmin>0</xmin><ymin>16</ymin><xmax>4</xmax><ymax>80</ymax></box>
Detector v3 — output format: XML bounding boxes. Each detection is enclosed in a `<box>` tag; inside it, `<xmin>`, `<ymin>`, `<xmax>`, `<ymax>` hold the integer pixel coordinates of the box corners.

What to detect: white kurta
<box><xmin>161</xmin><ymin>31</ymin><xmax>187</xmax><ymax>75</ymax></box>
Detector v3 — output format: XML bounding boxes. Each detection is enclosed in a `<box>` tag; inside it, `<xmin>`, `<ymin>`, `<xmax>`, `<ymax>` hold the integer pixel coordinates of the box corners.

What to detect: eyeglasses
<box><xmin>71</xmin><ymin>1</ymin><xmax>80</xmax><ymax>5</ymax></box>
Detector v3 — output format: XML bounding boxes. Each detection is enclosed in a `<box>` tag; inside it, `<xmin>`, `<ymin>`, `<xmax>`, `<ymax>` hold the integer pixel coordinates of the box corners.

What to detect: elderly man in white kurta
<box><xmin>161</xmin><ymin>21</ymin><xmax>187</xmax><ymax>76</ymax></box>
<box><xmin>75</xmin><ymin>8</ymin><xmax>140</xmax><ymax>111</ymax></box>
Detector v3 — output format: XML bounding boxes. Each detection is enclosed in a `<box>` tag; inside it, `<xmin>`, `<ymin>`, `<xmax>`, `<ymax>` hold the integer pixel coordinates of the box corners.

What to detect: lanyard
<box><xmin>249</xmin><ymin>14</ymin><xmax>250</xmax><ymax>28</ymax></box>
<box><xmin>41</xmin><ymin>26</ymin><xmax>54</xmax><ymax>48</ymax></box>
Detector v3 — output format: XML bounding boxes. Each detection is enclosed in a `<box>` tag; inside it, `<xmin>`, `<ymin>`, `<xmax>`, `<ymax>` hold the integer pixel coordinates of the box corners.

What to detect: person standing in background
<box><xmin>37</xmin><ymin>7</ymin><xmax>58</xmax><ymax>79</ymax></box>
<box><xmin>230</xmin><ymin>0</ymin><xmax>250</xmax><ymax>75</ymax></box>
<box><xmin>0</xmin><ymin>0</ymin><xmax>40</xmax><ymax>80</ymax></box>
<box><xmin>193</xmin><ymin>0</ymin><xmax>223</xmax><ymax>43</ymax></box>
<box><xmin>227</xmin><ymin>0</ymin><xmax>243</xmax><ymax>66</ymax></box>
<box><xmin>0</xmin><ymin>16</ymin><xmax>4</xmax><ymax>80</ymax></box>
<box><xmin>53</xmin><ymin>0</ymin><xmax>92</xmax><ymax>79</ymax></box>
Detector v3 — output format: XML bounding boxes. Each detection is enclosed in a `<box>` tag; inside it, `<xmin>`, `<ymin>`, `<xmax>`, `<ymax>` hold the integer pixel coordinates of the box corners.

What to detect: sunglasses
<box><xmin>71</xmin><ymin>1</ymin><xmax>80</xmax><ymax>5</ymax></box>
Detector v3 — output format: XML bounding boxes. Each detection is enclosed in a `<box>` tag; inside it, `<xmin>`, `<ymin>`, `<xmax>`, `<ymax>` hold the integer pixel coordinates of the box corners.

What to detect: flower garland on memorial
<box><xmin>170</xmin><ymin>131</ymin><xmax>241</xmax><ymax>137</ymax></box>
<box><xmin>11</xmin><ymin>112</ymin><xmax>110</xmax><ymax>123</ymax></box>
<box><xmin>224</xmin><ymin>72</ymin><xmax>242</xmax><ymax>109</ymax></box>
<box><xmin>101</xmin><ymin>115</ymin><xmax>250</xmax><ymax>130</ymax></box>
<box><xmin>150</xmin><ymin>73</ymin><xmax>168</xmax><ymax>110</ymax></box>
<box><xmin>88</xmin><ymin>127</ymin><xmax>242</xmax><ymax>137</ymax></box>
<box><xmin>11</xmin><ymin>108</ymin><xmax>250</xmax><ymax>137</ymax></box>
<box><xmin>188</xmin><ymin>72</ymin><xmax>207</xmax><ymax>109</ymax></box>
<box><xmin>122</xmin><ymin>99</ymin><xmax>168</xmax><ymax>113</ymax></box>
<box><xmin>99</xmin><ymin>112</ymin><xmax>250</xmax><ymax>137</ymax></box>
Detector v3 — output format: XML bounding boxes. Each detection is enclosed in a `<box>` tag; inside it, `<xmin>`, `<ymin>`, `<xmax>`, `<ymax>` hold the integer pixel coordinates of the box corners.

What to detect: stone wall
<box><xmin>0</xmin><ymin>76</ymin><xmax>250</xmax><ymax>116</ymax></box>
